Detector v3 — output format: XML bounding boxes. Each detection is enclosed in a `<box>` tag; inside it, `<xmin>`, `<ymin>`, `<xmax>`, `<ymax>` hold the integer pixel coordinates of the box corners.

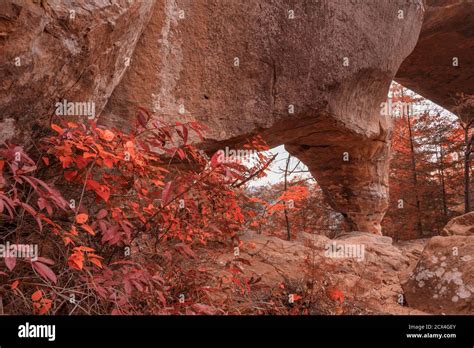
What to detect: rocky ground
<box><xmin>190</xmin><ymin>213</ymin><xmax>473</xmax><ymax>315</ymax></box>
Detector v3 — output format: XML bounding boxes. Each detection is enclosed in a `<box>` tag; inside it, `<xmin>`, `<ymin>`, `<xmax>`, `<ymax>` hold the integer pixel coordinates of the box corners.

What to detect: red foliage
<box><xmin>0</xmin><ymin>109</ymin><xmax>273</xmax><ymax>314</ymax></box>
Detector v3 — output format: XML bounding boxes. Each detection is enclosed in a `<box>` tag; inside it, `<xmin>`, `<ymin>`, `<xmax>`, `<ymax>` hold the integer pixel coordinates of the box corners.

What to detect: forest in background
<box><xmin>247</xmin><ymin>83</ymin><xmax>473</xmax><ymax>241</ymax></box>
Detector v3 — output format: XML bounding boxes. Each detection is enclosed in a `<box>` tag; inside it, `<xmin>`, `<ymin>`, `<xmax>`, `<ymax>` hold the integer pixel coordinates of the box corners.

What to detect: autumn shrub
<box><xmin>0</xmin><ymin>108</ymin><xmax>272</xmax><ymax>314</ymax></box>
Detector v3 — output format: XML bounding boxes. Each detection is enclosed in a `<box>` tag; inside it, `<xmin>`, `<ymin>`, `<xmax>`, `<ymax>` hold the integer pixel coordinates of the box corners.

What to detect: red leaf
<box><xmin>111</xmin><ymin>308</ymin><xmax>122</xmax><ymax>315</ymax></box>
<box><xmin>189</xmin><ymin>122</ymin><xmax>204</xmax><ymax>140</ymax></box>
<box><xmin>32</xmin><ymin>261</ymin><xmax>57</xmax><ymax>284</ymax></box>
<box><xmin>210</xmin><ymin>151</ymin><xmax>221</xmax><ymax>168</ymax></box>
<box><xmin>100</xmin><ymin>129</ymin><xmax>115</xmax><ymax>142</ymax></box>
<box><xmin>11</xmin><ymin>280</ymin><xmax>20</xmax><ymax>290</ymax></box>
<box><xmin>327</xmin><ymin>288</ymin><xmax>345</xmax><ymax>304</ymax></box>
<box><xmin>182</xmin><ymin>125</ymin><xmax>188</xmax><ymax>145</ymax></box>
<box><xmin>38</xmin><ymin>299</ymin><xmax>52</xmax><ymax>315</ymax></box>
<box><xmin>64</xmin><ymin>170</ymin><xmax>78</xmax><ymax>181</ymax></box>
<box><xmin>97</xmin><ymin>187</ymin><xmax>110</xmax><ymax>202</ymax></box>
<box><xmin>137</xmin><ymin>107</ymin><xmax>151</xmax><ymax>127</ymax></box>
<box><xmin>59</xmin><ymin>155</ymin><xmax>73</xmax><ymax>168</ymax></box>
<box><xmin>291</xmin><ymin>294</ymin><xmax>302</xmax><ymax>302</ymax></box>
<box><xmin>75</xmin><ymin>246</ymin><xmax>95</xmax><ymax>252</ymax></box>
<box><xmin>96</xmin><ymin>209</ymin><xmax>108</xmax><ymax>219</ymax></box>
<box><xmin>89</xmin><ymin>257</ymin><xmax>102</xmax><ymax>268</ymax></box>
<box><xmin>76</xmin><ymin>213</ymin><xmax>89</xmax><ymax>224</ymax></box>
<box><xmin>103</xmin><ymin>158</ymin><xmax>114</xmax><ymax>168</ymax></box>
<box><xmin>5</xmin><ymin>257</ymin><xmax>16</xmax><ymax>271</ymax></box>
<box><xmin>86</xmin><ymin>180</ymin><xmax>110</xmax><ymax>202</ymax></box>
<box><xmin>124</xmin><ymin>279</ymin><xmax>133</xmax><ymax>295</ymax></box>
<box><xmin>36</xmin><ymin>257</ymin><xmax>55</xmax><ymax>265</ymax></box>
<box><xmin>68</xmin><ymin>253</ymin><xmax>83</xmax><ymax>270</ymax></box>
<box><xmin>101</xmin><ymin>225</ymin><xmax>120</xmax><ymax>244</ymax></box>
<box><xmin>156</xmin><ymin>291</ymin><xmax>166</xmax><ymax>306</ymax></box>
<box><xmin>31</xmin><ymin>289</ymin><xmax>42</xmax><ymax>301</ymax></box>
<box><xmin>137</xmin><ymin>113</ymin><xmax>147</xmax><ymax>128</ymax></box>
<box><xmin>81</xmin><ymin>224</ymin><xmax>96</xmax><ymax>236</ymax></box>
<box><xmin>177</xmin><ymin>148</ymin><xmax>185</xmax><ymax>160</ymax></box>
<box><xmin>51</xmin><ymin>123</ymin><xmax>64</xmax><ymax>134</ymax></box>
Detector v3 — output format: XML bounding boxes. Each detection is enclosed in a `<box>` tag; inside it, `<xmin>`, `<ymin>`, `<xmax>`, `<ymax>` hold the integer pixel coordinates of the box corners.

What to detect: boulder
<box><xmin>442</xmin><ymin>212</ymin><xmax>474</xmax><ymax>236</ymax></box>
<box><xmin>0</xmin><ymin>0</ymin><xmax>155</xmax><ymax>141</ymax></box>
<box><xmin>402</xmin><ymin>236</ymin><xmax>474</xmax><ymax>314</ymax></box>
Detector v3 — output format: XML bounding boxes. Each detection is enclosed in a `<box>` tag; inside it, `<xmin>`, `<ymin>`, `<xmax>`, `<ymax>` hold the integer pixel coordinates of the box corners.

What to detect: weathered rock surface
<box><xmin>0</xmin><ymin>0</ymin><xmax>155</xmax><ymax>141</ymax></box>
<box><xmin>396</xmin><ymin>0</ymin><xmax>474</xmax><ymax>115</ymax></box>
<box><xmin>441</xmin><ymin>212</ymin><xmax>474</xmax><ymax>236</ymax></box>
<box><xmin>395</xmin><ymin>237</ymin><xmax>429</xmax><ymax>285</ymax></box>
<box><xmin>209</xmin><ymin>231</ymin><xmax>427</xmax><ymax>314</ymax></box>
<box><xmin>402</xmin><ymin>236</ymin><xmax>474</xmax><ymax>314</ymax></box>
<box><xmin>103</xmin><ymin>0</ymin><xmax>424</xmax><ymax>234</ymax></box>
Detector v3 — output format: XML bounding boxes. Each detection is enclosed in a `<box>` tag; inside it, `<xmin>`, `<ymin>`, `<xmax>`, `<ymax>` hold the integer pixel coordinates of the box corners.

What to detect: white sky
<box><xmin>249</xmin><ymin>145</ymin><xmax>312</xmax><ymax>187</ymax></box>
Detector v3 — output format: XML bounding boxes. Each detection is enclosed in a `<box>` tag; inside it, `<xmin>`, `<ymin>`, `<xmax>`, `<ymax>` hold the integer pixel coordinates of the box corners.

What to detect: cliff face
<box><xmin>2</xmin><ymin>0</ymin><xmax>471</xmax><ymax>234</ymax></box>
<box><xmin>0</xmin><ymin>0</ymin><xmax>155</xmax><ymax>140</ymax></box>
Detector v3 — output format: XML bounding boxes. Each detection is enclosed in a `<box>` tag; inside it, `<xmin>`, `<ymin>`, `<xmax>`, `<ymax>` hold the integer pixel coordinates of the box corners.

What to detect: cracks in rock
<box><xmin>271</xmin><ymin>59</ymin><xmax>277</xmax><ymax>112</ymax></box>
<box><xmin>48</xmin><ymin>66</ymin><xmax>89</xmax><ymax>123</ymax></box>
<box><xmin>298</xmin><ymin>144</ymin><xmax>331</xmax><ymax>151</ymax></box>
<box><xmin>259</xmin><ymin>58</ymin><xmax>277</xmax><ymax>111</ymax></box>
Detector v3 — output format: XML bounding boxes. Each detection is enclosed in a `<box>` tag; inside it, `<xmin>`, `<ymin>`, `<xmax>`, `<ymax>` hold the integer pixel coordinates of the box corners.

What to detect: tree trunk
<box><xmin>438</xmin><ymin>144</ymin><xmax>448</xmax><ymax>221</ymax></box>
<box><xmin>463</xmin><ymin>123</ymin><xmax>472</xmax><ymax>213</ymax></box>
<box><xmin>283</xmin><ymin>154</ymin><xmax>291</xmax><ymax>240</ymax></box>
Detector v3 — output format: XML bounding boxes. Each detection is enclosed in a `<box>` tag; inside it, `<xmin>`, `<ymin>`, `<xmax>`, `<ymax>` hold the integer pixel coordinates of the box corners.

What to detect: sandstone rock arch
<box><xmin>1</xmin><ymin>0</ymin><xmax>472</xmax><ymax>234</ymax></box>
<box><xmin>102</xmin><ymin>0</ymin><xmax>424</xmax><ymax>234</ymax></box>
